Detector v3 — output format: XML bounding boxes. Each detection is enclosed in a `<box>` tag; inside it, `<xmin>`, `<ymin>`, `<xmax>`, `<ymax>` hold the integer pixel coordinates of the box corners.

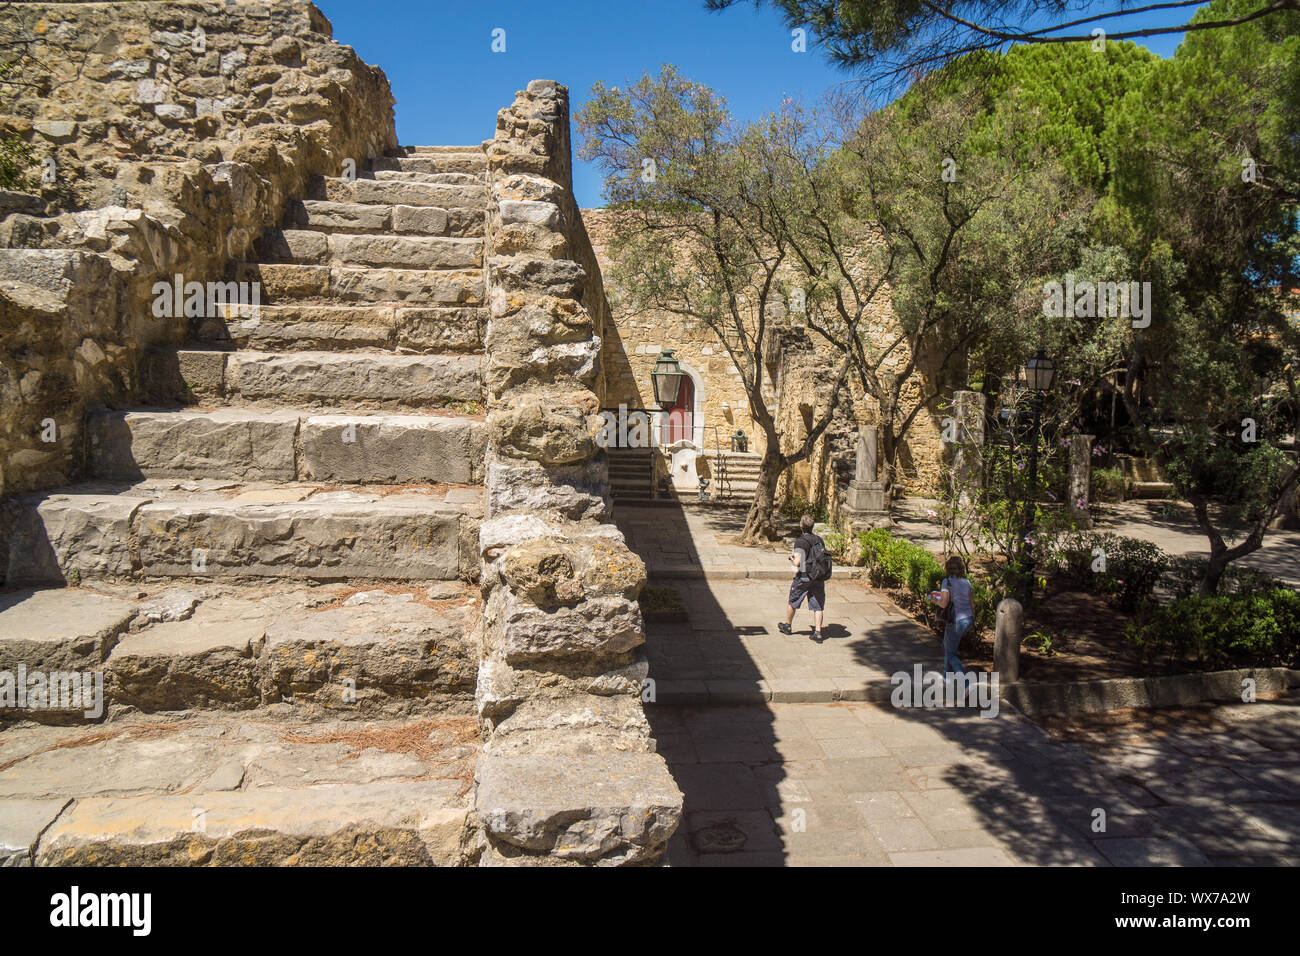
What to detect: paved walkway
<box><xmin>652</xmin><ymin>697</ymin><xmax>1300</xmax><ymax>867</ymax></box>
<box><xmin>615</xmin><ymin>502</ymin><xmax>1300</xmax><ymax>866</ymax></box>
<box><xmin>614</xmin><ymin>504</ymin><xmax>797</xmax><ymax>579</ymax></box>
<box><xmin>643</xmin><ymin>577</ymin><xmax>936</xmax><ymax>703</ymax></box>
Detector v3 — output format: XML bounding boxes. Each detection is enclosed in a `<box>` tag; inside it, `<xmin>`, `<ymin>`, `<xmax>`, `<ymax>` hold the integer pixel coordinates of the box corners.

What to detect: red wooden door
<box><xmin>663</xmin><ymin>375</ymin><xmax>694</xmax><ymax>445</ymax></box>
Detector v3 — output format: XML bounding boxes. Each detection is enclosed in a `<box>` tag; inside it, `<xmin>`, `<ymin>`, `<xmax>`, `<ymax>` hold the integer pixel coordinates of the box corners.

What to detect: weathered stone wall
<box><xmin>585</xmin><ymin>208</ymin><xmax>762</xmax><ymax>454</ymax></box>
<box><xmin>588</xmin><ymin>205</ymin><xmax>946</xmax><ymax>505</ymax></box>
<box><xmin>0</xmin><ymin>0</ymin><xmax>397</xmax><ymax>497</ymax></box>
<box><xmin>472</xmin><ymin>81</ymin><xmax>681</xmax><ymax>866</ymax></box>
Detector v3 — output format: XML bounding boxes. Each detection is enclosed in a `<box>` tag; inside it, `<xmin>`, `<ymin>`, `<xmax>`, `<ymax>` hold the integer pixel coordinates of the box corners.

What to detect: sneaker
<box><xmin>777</xmin><ymin>622</ymin><xmax>792</xmax><ymax>635</ymax></box>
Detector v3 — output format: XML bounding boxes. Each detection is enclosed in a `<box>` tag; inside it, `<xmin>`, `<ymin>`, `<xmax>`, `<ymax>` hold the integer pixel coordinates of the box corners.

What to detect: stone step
<box><xmin>373</xmin><ymin>170</ymin><xmax>482</xmax><ymax>186</ymax></box>
<box><xmin>193</xmin><ymin>303</ymin><xmax>484</xmax><ymax>354</ymax></box>
<box><xmin>311</xmin><ymin>175</ymin><xmax>486</xmax><ymax>209</ymax></box>
<box><xmin>1</xmin><ymin>481</ymin><xmax>482</xmax><ymax>587</ymax></box>
<box><xmin>404</xmin><ymin>144</ymin><xmax>484</xmax><ymax>155</ymax></box>
<box><xmin>0</xmin><ymin>705</ymin><xmax>477</xmax><ymax>864</ymax></box>
<box><xmin>258</xmin><ymin>229</ymin><xmax>482</xmax><ymax>269</ymax></box>
<box><xmin>376</xmin><ymin>154</ymin><xmax>486</xmax><ymax>176</ymax></box>
<box><xmin>232</xmin><ymin>262</ymin><xmax>483</xmax><ymax>306</ymax></box>
<box><xmin>143</xmin><ymin>349</ymin><xmax>483</xmax><ymax>409</ymax></box>
<box><xmin>0</xmin><ymin>584</ymin><xmax>480</xmax><ymax>721</ymax></box>
<box><xmin>285</xmin><ymin>199</ymin><xmax>484</xmax><ymax>237</ymax></box>
<box><xmin>88</xmin><ymin>408</ymin><xmax>486</xmax><ymax>485</ymax></box>
<box><xmin>1129</xmin><ymin>481</ymin><xmax>1174</xmax><ymax>500</ymax></box>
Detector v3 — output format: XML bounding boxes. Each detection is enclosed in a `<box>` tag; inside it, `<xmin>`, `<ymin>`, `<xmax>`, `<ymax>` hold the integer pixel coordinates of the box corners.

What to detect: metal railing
<box><xmin>599</xmin><ymin>410</ymin><xmax>752</xmax><ymax>501</ymax></box>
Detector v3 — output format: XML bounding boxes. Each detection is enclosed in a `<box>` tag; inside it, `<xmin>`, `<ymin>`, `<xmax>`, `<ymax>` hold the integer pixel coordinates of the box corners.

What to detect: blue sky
<box><xmin>316</xmin><ymin>0</ymin><xmax>1202</xmax><ymax>208</ymax></box>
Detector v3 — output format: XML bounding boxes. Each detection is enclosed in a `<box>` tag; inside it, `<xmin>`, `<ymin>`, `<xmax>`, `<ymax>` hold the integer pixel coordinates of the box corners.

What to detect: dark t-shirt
<box><xmin>793</xmin><ymin>532</ymin><xmax>822</xmax><ymax>579</ymax></box>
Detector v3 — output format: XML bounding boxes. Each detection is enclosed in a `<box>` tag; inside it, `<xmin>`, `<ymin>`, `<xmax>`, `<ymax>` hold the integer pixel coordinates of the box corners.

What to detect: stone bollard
<box><xmin>994</xmin><ymin>598</ymin><xmax>1022</xmax><ymax>684</ymax></box>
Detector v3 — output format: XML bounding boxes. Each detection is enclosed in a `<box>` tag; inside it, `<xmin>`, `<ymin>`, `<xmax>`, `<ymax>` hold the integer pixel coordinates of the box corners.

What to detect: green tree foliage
<box><xmin>1100</xmin><ymin>0</ymin><xmax>1300</xmax><ymax>593</ymax></box>
<box><xmin>706</xmin><ymin>0</ymin><xmax>1300</xmax><ymax>93</ymax></box>
<box><xmin>0</xmin><ymin>59</ymin><xmax>33</xmax><ymax>190</ymax></box>
<box><xmin>577</xmin><ymin>67</ymin><xmax>870</xmax><ymax>542</ymax></box>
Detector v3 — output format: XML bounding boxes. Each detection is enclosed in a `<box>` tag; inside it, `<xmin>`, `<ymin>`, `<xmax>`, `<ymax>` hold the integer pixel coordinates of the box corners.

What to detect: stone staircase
<box><xmin>1120</xmin><ymin>455</ymin><xmax>1174</xmax><ymax>500</ymax></box>
<box><xmin>712</xmin><ymin>449</ymin><xmax>763</xmax><ymax>501</ymax></box>
<box><xmin>608</xmin><ymin>446</ymin><xmax>654</xmax><ymax>500</ymax></box>
<box><xmin>0</xmin><ymin>145</ymin><xmax>496</xmax><ymax>865</ymax></box>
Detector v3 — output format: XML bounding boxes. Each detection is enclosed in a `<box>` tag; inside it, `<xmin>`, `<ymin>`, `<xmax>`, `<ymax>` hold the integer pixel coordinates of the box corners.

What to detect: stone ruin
<box><xmin>0</xmin><ymin>0</ymin><xmax>681</xmax><ymax>866</ymax></box>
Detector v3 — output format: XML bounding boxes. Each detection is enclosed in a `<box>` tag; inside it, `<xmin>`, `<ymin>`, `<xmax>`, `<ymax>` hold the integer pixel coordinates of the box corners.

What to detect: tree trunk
<box><xmin>741</xmin><ymin>446</ymin><xmax>784</xmax><ymax>544</ymax></box>
<box><xmin>1199</xmin><ymin>547</ymin><xmax>1230</xmax><ymax>597</ymax></box>
<box><xmin>879</xmin><ymin>426</ymin><xmax>897</xmax><ymax>502</ymax></box>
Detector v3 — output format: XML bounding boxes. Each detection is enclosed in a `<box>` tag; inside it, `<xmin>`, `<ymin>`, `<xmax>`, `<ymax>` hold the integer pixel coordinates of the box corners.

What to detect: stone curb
<box><xmin>1003</xmin><ymin>666</ymin><xmax>1300</xmax><ymax>716</ymax></box>
<box><xmin>648</xmin><ymin>567</ymin><xmax>868</xmax><ymax>581</ymax></box>
<box><xmin>649</xmin><ymin>667</ymin><xmax>1300</xmax><ymax>712</ymax></box>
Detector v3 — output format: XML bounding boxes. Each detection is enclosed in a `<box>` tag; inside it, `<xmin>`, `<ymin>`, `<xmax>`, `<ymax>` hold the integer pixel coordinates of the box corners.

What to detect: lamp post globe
<box><xmin>1025</xmin><ymin>349</ymin><xmax>1057</xmax><ymax>393</ymax></box>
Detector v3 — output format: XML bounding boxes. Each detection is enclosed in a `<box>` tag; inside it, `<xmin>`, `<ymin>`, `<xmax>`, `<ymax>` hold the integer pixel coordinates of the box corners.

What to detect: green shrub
<box><xmin>1105</xmin><ymin>536</ymin><xmax>1168</xmax><ymax>611</ymax></box>
<box><xmin>970</xmin><ymin>581</ymin><xmax>997</xmax><ymax>634</ymax></box>
<box><xmin>781</xmin><ymin>493</ymin><xmax>828</xmax><ymax>524</ymax></box>
<box><xmin>1164</xmin><ymin>557</ymin><xmax>1284</xmax><ymax>599</ymax></box>
<box><xmin>856</xmin><ymin>530</ymin><xmax>998</xmax><ymax>634</ymax></box>
<box><xmin>821</xmin><ymin>530</ymin><xmax>847</xmax><ymax>557</ymax></box>
<box><xmin>856</xmin><ymin>531</ymin><xmax>944</xmax><ymax>600</ymax></box>
<box><xmin>1127</xmin><ymin>587</ymin><xmax>1300</xmax><ymax>669</ymax></box>
<box><xmin>1091</xmin><ymin>467</ymin><xmax>1125</xmax><ymax>502</ymax></box>
<box><xmin>1053</xmin><ymin>531</ymin><xmax>1167</xmax><ymax>611</ymax></box>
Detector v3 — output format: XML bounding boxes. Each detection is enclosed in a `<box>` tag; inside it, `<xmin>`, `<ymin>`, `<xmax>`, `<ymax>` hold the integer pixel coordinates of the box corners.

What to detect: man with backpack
<box><xmin>777</xmin><ymin>513</ymin><xmax>832</xmax><ymax>642</ymax></box>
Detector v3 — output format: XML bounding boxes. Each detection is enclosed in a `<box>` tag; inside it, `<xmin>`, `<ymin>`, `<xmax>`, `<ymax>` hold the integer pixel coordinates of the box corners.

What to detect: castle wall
<box><xmin>0</xmin><ymin>0</ymin><xmax>397</xmax><ymax>496</ymax></box>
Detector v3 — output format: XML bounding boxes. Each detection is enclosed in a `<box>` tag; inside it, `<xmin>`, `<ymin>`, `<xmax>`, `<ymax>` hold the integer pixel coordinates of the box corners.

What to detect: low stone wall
<box><xmin>471</xmin><ymin>80</ymin><xmax>682</xmax><ymax>866</ymax></box>
<box><xmin>1004</xmin><ymin>667</ymin><xmax>1300</xmax><ymax>717</ymax></box>
<box><xmin>0</xmin><ymin>0</ymin><xmax>396</xmax><ymax>496</ymax></box>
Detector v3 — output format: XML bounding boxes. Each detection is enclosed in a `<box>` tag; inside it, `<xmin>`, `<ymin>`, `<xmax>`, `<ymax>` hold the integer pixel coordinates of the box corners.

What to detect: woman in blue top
<box><xmin>928</xmin><ymin>556</ymin><xmax>974</xmax><ymax>674</ymax></box>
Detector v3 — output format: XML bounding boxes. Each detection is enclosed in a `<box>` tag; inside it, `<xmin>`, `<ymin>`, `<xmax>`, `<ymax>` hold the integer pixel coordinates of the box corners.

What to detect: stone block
<box><xmin>3</xmin><ymin>492</ymin><xmax>148</xmax><ymax>586</ymax></box>
<box><xmin>89</xmin><ymin>408</ymin><xmax>299</xmax><ymax>481</ymax></box>
<box><xmin>134</xmin><ymin>497</ymin><xmax>466</xmax><ymax>580</ymax></box>
<box><xmin>228</xmin><ymin>351</ymin><xmax>482</xmax><ymax>405</ymax></box>
<box><xmin>107</xmin><ymin>603</ymin><xmax>267</xmax><ymax>711</ymax></box>
<box><xmin>299</xmin><ymin>414</ymin><xmax>484</xmax><ymax>484</ymax></box>
<box><xmin>475</xmin><ymin>750</ymin><xmax>681</xmax><ymax>865</ymax></box>
<box><xmin>36</xmin><ymin>781</ymin><xmax>468</xmax><ymax>866</ymax></box>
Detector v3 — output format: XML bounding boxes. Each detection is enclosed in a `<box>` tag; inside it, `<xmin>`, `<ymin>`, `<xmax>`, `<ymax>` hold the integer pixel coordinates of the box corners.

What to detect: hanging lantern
<box><xmin>651</xmin><ymin>348</ymin><xmax>684</xmax><ymax>408</ymax></box>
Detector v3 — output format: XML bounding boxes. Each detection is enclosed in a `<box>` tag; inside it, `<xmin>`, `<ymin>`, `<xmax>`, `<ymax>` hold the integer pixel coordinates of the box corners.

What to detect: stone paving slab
<box><xmin>650</xmin><ymin>700</ymin><xmax>1300</xmax><ymax>866</ymax></box>
<box><xmin>643</xmin><ymin>575</ymin><xmax>938</xmax><ymax>704</ymax></box>
<box><xmin>620</xmin><ymin>501</ymin><xmax>1300</xmax><ymax>866</ymax></box>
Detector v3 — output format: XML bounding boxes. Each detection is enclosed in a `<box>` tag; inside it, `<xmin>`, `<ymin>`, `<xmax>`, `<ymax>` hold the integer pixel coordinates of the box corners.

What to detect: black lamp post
<box><xmin>651</xmin><ymin>349</ymin><xmax>684</xmax><ymax>409</ymax></box>
<box><xmin>1019</xmin><ymin>349</ymin><xmax>1056</xmax><ymax>601</ymax></box>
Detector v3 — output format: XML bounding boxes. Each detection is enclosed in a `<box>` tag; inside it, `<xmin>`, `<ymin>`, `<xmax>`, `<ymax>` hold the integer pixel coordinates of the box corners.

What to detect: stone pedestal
<box><xmin>841</xmin><ymin>426</ymin><xmax>891</xmax><ymax>531</ymax></box>
<box><xmin>1067</xmin><ymin>433</ymin><xmax>1093</xmax><ymax>529</ymax></box>
<box><xmin>948</xmin><ymin>390</ymin><xmax>986</xmax><ymax>503</ymax></box>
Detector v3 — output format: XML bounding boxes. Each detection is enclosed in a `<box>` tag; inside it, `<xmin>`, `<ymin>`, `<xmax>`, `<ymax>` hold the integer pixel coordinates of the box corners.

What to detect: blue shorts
<box><xmin>788</xmin><ymin>575</ymin><xmax>825</xmax><ymax>612</ymax></box>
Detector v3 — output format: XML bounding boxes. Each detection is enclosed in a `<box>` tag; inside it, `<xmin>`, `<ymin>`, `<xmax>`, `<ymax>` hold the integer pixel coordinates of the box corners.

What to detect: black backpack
<box><xmin>805</xmin><ymin>534</ymin><xmax>833</xmax><ymax>581</ymax></box>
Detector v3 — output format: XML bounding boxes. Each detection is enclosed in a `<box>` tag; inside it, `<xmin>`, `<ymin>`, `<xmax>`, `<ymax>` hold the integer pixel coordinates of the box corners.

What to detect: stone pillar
<box><xmin>1271</xmin><ymin>452</ymin><xmax>1299</xmax><ymax>530</ymax></box>
<box><xmin>841</xmin><ymin>425</ymin><xmax>890</xmax><ymax>532</ymax></box>
<box><xmin>474</xmin><ymin>80</ymin><xmax>682</xmax><ymax>867</ymax></box>
<box><xmin>949</xmin><ymin>390</ymin><xmax>986</xmax><ymax>502</ymax></box>
<box><xmin>994</xmin><ymin>598</ymin><xmax>1022</xmax><ymax>684</ymax></box>
<box><xmin>1067</xmin><ymin>433</ymin><xmax>1093</xmax><ymax>528</ymax></box>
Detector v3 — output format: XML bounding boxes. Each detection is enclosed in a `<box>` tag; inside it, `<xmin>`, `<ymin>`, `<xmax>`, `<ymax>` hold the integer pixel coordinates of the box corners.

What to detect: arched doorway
<box><xmin>662</xmin><ymin>374</ymin><xmax>695</xmax><ymax>445</ymax></box>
